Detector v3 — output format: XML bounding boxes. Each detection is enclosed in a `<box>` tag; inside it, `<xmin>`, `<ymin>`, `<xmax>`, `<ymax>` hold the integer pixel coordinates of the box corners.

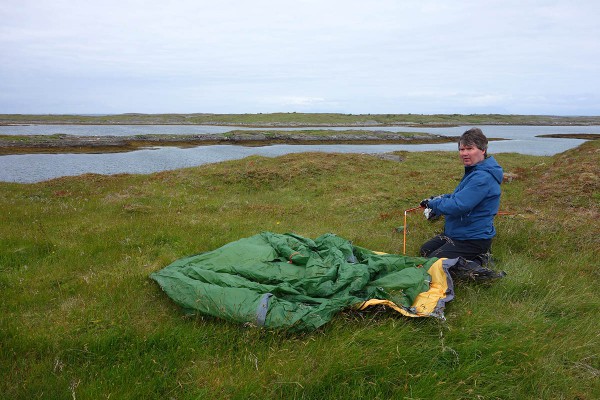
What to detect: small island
<box><xmin>0</xmin><ymin>113</ymin><xmax>597</xmax><ymax>154</ymax></box>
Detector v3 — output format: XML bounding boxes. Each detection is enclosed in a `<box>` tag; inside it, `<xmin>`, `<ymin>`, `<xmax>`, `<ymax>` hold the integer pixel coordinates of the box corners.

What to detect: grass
<box><xmin>2</xmin><ymin>112</ymin><xmax>600</xmax><ymax>126</ymax></box>
<box><xmin>1</xmin><ymin>140</ymin><xmax>599</xmax><ymax>399</ymax></box>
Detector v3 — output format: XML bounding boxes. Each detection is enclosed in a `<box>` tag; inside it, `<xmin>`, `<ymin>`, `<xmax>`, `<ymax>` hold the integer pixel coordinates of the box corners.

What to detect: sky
<box><xmin>1</xmin><ymin>0</ymin><xmax>599</xmax><ymax>115</ymax></box>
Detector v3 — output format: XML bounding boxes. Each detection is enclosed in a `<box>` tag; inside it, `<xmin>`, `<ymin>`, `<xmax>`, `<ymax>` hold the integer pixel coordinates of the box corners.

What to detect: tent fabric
<box><xmin>150</xmin><ymin>232</ymin><xmax>454</xmax><ymax>332</ymax></box>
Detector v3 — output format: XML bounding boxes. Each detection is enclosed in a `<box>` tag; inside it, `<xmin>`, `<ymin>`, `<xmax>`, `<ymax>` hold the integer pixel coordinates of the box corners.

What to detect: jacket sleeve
<box><xmin>429</xmin><ymin>172</ymin><xmax>490</xmax><ymax>216</ymax></box>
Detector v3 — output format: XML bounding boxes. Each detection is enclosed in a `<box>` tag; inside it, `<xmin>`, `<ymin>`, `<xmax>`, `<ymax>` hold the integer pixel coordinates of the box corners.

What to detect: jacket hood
<box><xmin>468</xmin><ymin>156</ymin><xmax>503</xmax><ymax>184</ymax></box>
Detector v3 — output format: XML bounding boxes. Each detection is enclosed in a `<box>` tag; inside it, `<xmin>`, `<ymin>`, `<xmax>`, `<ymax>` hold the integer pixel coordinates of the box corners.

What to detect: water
<box><xmin>1</xmin><ymin>125</ymin><xmax>597</xmax><ymax>183</ymax></box>
<box><xmin>1</xmin><ymin>123</ymin><xmax>599</xmax><ymax>138</ymax></box>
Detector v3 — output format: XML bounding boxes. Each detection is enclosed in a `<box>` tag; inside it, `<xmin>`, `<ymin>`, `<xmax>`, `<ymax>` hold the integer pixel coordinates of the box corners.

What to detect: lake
<box><xmin>1</xmin><ymin>124</ymin><xmax>598</xmax><ymax>183</ymax></box>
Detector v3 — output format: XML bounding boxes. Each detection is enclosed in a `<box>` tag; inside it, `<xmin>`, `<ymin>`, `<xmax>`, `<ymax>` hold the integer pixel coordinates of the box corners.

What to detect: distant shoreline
<box><xmin>1</xmin><ymin>114</ymin><xmax>598</xmax><ymax>155</ymax></box>
<box><xmin>1</xmin><ymin>129</ymin><xmax>597</xmax><ymax>155</ymax></box>
<box><xmin>0</xmin><ymin>131</ymin><xmax>458</xmax><ymax>155</ymax></box>
<box><xmin>2</xmin><ymin>112</ymin><xmax>600</xmax><ymax>127</ymax></box>
<box><xmin>0</xmin><ymin>122</ymin><xmax>463</xmax><ymax>128</ymax></box>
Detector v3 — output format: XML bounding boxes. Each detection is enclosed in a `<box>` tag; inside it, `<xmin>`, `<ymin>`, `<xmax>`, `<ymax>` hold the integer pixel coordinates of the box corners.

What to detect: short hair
<box><xmin>459</xmin><ymin>128</ymin><xmax>488</xmax><ymax>156</ymax></box>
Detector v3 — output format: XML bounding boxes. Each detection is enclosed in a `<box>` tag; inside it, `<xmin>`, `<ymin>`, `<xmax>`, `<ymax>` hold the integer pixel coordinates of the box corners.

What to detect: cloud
<box><xmin>0</xmin><ymin>0</ymin><xmax>599</xmax><ymax>114</ymax></box>
<box><xmin>254</xmin><ymin>96</ymin><xmax>341</xmax><ymax>112</ymax></box>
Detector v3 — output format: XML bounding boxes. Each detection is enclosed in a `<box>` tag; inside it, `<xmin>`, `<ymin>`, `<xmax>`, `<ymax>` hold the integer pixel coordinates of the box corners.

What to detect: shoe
<box><xmin>449</xmin><ymin>257</ymin><xmax>506</xmax><ymax>282</ymax></box>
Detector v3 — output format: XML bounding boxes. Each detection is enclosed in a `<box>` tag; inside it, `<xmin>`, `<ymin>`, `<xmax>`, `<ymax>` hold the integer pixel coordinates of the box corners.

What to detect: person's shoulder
<box><xmin>476</xmin><ymin>157</ymin><xmax>503</xmax><ymax>182</ymax></box>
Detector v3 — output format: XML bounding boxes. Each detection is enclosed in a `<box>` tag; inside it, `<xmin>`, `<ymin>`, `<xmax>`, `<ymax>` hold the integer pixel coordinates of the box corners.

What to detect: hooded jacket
<box><xmin>428</xmin><ymin>156</ymin><xmax>503</xmax><ymax>240</ymax></box>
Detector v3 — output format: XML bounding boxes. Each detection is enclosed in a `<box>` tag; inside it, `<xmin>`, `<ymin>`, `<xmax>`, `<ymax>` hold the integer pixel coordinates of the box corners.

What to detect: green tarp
<box><xmin>150</xmin><ymin>232</ymin><xmax>453</xmax><ymax>332</ymax></box>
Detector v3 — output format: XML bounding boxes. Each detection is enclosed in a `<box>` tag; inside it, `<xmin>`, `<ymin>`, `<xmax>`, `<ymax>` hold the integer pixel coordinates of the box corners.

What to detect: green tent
<box><xmin>150</xmin><ymin>232</ymin><xmax>454</xmax><ymax>332</ymax></box>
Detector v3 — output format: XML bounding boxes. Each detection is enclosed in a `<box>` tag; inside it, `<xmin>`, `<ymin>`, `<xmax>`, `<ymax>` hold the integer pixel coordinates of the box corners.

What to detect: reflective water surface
<box><xmin>1</xmin><ymin>125</ymin><xmax>597</xmax><ymax>183</ymax></box>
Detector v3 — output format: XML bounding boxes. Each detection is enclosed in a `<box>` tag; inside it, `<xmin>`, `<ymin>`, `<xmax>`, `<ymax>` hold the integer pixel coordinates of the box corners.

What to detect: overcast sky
<box><xmin>1</xmin><ymin>0</ymin><xmax>599</xmax><ymax>115</ymax></box>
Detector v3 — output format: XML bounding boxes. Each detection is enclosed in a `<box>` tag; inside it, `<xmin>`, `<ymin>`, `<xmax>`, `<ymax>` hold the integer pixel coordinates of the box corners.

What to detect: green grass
<box><xmin>1</xmin><ymin>141</ymin><xmax>599</xmax><ymax>399</ymax></box>
<box><xmin>2</xmin><ymin>112</ymin><xmax>600</xmax><ymax>126</ymax></box>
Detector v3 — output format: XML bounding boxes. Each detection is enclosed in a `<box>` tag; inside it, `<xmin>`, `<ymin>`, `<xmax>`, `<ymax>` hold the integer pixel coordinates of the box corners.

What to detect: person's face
<box><xmin>459</xmin><ymin>143</ymin><xmax>486</xmax><ymax>166</ymax></box>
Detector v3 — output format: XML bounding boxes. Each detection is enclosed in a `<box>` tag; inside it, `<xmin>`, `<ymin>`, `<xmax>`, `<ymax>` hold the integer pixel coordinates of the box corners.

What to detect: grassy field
<box><xmin>2</xmin><ymin>112</ymin><xmax>600</xmax><ymax>126</ymax></box>
<box><xmin>1</xmin><ymin>140</ymin><xmax>599</xmax><ymax>399</ymax></box>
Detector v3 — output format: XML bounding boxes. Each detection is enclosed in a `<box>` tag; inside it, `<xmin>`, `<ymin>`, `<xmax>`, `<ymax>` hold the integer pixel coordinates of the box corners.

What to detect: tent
<box><xmin>150</xmin><ymin>232</ymin><xmax>456</xmax><ymax>332</ymax></box>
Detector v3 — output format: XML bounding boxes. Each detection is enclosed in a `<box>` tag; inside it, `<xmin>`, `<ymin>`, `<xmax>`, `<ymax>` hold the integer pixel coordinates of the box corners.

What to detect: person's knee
<box><xmin>420</xmin><ymin>235</ymin><xmax>443</xmax><ymax>257</ymax></box>
<box><xmin>420</xmin><ymin>242</ymin><xmax>435</xmax><ymax>257</ymax></box>
<box><xmin>429</xmin><ymin>247</ymin><xmax>452</xmax><ymax>259</ymax></box>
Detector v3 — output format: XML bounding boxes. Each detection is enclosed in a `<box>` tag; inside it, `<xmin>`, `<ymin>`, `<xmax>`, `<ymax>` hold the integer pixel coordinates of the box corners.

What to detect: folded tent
<box><xmin>150</xmin><ymin>232</ymin><xmax>455</xmax><ymax>332</ymax></box>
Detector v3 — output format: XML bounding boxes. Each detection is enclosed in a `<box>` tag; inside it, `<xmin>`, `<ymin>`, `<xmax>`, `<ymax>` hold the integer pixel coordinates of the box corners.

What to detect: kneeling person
<box><xmin>420</xmin><ymin>128</ymin><xmax>503</xmax><ymax>265</ymax></box>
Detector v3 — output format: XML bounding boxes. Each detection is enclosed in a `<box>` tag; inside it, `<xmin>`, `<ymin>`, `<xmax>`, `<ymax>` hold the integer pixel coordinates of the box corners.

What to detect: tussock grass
<box><xmin>1</xmin><ymin>141</ymin><xmax>599</xmax><ymax>399</ymax></box>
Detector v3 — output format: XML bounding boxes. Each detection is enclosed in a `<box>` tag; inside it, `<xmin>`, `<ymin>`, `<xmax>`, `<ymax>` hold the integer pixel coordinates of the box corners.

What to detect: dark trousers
<box><xmin>420</xmin><ymin>234</ymin><xmax>492</xmax><ymax>262</ymax></box>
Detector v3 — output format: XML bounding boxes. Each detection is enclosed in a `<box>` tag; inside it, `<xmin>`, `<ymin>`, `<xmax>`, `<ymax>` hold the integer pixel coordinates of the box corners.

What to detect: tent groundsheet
<box><xmin>150</xmin><ymin>232</ymin><xmax>455</xmax><ymax>332</ymax></box>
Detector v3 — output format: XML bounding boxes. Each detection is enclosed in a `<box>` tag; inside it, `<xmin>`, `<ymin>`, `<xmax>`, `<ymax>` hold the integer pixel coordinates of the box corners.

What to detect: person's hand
<box><xmin>421</xmin><ymin>194</ymin><xmax>444</xmax><ymax>208</ymax></box>
<box><xmin>423</xmin><ymin>208</ymin><xmax>437</xmax><ymax>220</ymax></box>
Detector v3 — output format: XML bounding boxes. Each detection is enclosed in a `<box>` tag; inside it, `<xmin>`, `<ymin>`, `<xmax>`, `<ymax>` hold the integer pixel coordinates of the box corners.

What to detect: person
<box><xmin>419</xmin><ymin>127</ymin><xmax>503</xmax><ymax>265</ymax></box>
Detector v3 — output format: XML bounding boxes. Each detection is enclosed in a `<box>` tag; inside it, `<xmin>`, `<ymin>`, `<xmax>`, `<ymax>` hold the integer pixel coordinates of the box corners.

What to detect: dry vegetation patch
<box><xmin>528</xmin><ymin>141</ymin><xmax>599</xmax><ymax>209</ymax></box>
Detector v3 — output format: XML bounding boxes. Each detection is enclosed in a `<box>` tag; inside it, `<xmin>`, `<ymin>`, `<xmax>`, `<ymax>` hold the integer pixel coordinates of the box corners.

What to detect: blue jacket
<box><xmin>428</xmin><ymin>156</ymin><xmax>503</xmax><ymax>240</ymax></box>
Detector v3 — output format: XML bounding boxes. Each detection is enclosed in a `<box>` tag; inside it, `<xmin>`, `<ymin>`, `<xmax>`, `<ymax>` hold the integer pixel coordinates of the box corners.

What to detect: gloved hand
<box><xmin>424</xmin><ymin>208</ymin><xmax>439</xmax><ymax>221</ymax></box>
<box><xmin>420</xmin><ymin>194</ymin><xmax>443</xmax><ymax>208</ymax></box>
